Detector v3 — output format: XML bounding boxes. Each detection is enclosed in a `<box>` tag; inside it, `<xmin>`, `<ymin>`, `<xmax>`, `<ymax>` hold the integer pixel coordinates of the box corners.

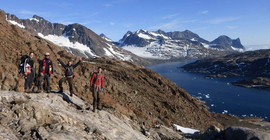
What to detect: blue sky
<box><xmin>1</xmin><ymin>0</ymin><xmax>270</xmax><ymax>46</ymax></box>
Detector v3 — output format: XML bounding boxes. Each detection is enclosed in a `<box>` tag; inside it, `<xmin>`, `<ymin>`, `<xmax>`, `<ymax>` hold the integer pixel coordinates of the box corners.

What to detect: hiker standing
<box><xmin>57</xmin><ymin>56</ymin><xmax>82</xmax><ymax>96</ymax></box>
<box><xmin>23</xmin><ymin>52</ymin><xmax>35</xmax><ymax>93</ymax></box>
<box><xmin>90</xmin><ymin>67</ymin><xmax>104</xmax><ymax>112</ymax></box>
<box><xmin>38</xmin><ymin>53</ymin><xmax>53</xmax><ymax>93</ymax></box>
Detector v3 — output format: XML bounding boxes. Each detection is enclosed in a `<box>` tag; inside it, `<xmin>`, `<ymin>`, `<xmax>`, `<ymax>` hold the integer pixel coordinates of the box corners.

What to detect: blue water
<box><xmin>147</xmin><ymin>61</ymin><xmax>270</xmax><ymax>122</ymax></box>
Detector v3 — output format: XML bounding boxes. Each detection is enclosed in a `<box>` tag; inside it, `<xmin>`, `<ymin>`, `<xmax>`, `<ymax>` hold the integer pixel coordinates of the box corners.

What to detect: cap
<box><xmin>45</xmin><ymin>52</ymin><xmax>50</xmax><ymax>56</ymax></box>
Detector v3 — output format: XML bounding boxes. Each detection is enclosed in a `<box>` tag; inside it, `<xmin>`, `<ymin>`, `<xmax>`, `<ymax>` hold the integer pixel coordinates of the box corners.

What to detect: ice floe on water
<box><xmin>222</xmin><ymin>110</ymin><xmax>228</xmax><ymax>114</ymax></box>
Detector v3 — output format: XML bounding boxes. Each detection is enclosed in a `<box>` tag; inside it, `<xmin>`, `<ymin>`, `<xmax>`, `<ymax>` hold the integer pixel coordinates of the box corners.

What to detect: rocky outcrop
<box><xmin>0</xmin><ymin>91</ymin><xmax>166</xmax><ymax>139</ymax></box>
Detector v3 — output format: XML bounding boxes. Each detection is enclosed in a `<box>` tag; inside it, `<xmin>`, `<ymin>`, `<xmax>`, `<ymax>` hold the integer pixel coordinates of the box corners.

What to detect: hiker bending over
<box><xmin>19</xmin><ymin>52</ymin><xmax>35</xmax><ymax>93</ymax></box>
<box><xmin>57</xmin><ymin>56</ymin><xmax>82</xmax><ymax>96</ymax></box>
<box><xmin>90</xmin><ymin>67</ymin><xmax>104</xmax><ymax>112</ymax></box>
<box><xmin>38</xmin><ymin>53</ymin><xmax>53</xmax><ymax>93</ymax></box>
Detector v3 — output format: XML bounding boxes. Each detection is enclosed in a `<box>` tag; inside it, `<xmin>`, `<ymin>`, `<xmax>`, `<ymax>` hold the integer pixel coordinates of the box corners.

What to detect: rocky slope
<box><xmin>117</xmin><ymin>29</ymin><xmax>244</xmax><ymax>60</ymax></box>
<box><xmin>5</xmin><ymin>12</ymin><xmax>150</xmax><ymax>65</ymax></box>
<box><xmin>0</xmin><ymin>9</ymin><xmax>221</xmax><ymax>131</ymax></box>
<box><xmin>182</xmin><ymin>49</ymin><xmax>270</xmax><ymax>89</ymax></box>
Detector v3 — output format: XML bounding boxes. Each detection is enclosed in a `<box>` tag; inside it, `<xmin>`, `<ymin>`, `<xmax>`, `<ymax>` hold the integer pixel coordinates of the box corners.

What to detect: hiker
<box><xmin>57</xmin><ymin>56</ymin><xmax>82</xmax><ymax>96</ymax></box>
<box><xmin>20</xmin><ymin>52</ymin><xmax>35</xmax><ymax>93</ymax></box>
<box><xmin>90</xmin><ymin>67</ymin><xmax>104</xmax><ymax>112</ymax></box>
<box><xmin>37</xmin><ymin>52</ymin><xmax>53</xmax><ymax>93</ymax></box>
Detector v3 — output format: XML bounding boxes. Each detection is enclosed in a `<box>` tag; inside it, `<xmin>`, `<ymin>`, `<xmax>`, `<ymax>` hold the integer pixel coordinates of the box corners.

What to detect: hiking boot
<box><xmin>70</xmin><ymin>93</ymin><xmax>73</xmax><ymax>97</ymax></box>
<box><xmin>92</xmin><ymin>109</ymin><xmax>96</xmax><ymax>113</ymax></box>
<box><xmin>36</xmin><ymin>90</ymin><xmax>41</xmax><ymax>93</ymax></box>
<box><xmin>46</xmin><ymin>90</ymin><xmax>50</xmax><ymax>93</ymax></box>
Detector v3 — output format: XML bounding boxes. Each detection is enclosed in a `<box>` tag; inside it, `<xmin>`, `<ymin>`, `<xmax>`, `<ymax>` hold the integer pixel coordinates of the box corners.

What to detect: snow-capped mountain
<box><xmin>118</xmin><ymin>29</ymin><xmax>245</xmax><ymax>60</ymax></box>
<box><xmin>5</xmin><ymin>14</ymin><xmax>149</xmax><ymax>64</ymax></box>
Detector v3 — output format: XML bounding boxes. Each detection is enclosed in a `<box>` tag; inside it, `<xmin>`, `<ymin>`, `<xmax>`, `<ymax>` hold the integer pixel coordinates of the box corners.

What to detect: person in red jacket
<box><xmin>90</xmin><ymin>67</ymin><xmax>104</xmax><ymax>112</ymax></box>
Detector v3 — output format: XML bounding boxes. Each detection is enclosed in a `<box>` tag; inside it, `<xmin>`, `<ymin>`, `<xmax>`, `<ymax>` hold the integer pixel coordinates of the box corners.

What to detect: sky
<box><xmin>1</xmin><ymin>0</ymin><xmax>270</xmax><ymax>46</ymax></box>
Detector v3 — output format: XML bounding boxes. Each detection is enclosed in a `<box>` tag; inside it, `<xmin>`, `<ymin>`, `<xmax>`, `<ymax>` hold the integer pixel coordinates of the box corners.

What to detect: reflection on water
<box><xmin>147</xmin><ymin>61</ymin><xmax>270</xmax><ymax>121</ymax></box>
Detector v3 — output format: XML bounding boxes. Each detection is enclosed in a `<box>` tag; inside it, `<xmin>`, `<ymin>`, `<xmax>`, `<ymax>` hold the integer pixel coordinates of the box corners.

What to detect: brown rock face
<box><xmin>0</xmin><ymin>9</ymin><xmax>221</xmax><ymax>131</ymax></box>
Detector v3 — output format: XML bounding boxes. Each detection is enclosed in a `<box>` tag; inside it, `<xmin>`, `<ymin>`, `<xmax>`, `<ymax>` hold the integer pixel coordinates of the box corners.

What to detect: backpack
<box><xmin>90</xmin><ymin>72</ymin><xmax>98</xmax><ymax>87</ymax></box>
<box><xmin>65</xmin><ymin>66</ymin><xmax>75</xmax><ymax>78</ymax></box>
<box><xmin>18</xmin><ymin>55</ymin><xmax>29</xmax><ymax>74</ymax></box>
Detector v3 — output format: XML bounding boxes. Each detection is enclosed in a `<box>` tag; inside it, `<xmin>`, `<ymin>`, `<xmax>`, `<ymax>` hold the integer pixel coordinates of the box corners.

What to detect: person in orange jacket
<box><xmin>90</xmin><ymin>67</ymin><xmax>104</xmax><ymax>112</ymax></box>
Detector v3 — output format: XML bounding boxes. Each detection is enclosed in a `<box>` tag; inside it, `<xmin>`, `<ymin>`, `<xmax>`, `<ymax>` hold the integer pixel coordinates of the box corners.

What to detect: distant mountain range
<box><xmin>5</xmin><ymin>14</ymin><xmax>150</xmax><ymax>65</ymax></box>
<box><xmin>5</xmin><ymin>12</ymin><xmax>245</xmax><ymax>62</ymax></box>
<box><xmin>108</xmin><ymin>29</ymin><xmax>245</xmax><ymax>60</ymax></box>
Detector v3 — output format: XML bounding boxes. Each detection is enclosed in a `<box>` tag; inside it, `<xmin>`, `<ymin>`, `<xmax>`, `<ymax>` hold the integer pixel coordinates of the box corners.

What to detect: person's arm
<box><xmin>50</xmin><ymin>61</ymin><xmax>54</xmax><ymax>74</ymax></box>
<box><xmin>90</xmin><ymin>73</ymin><xmax>96</xmax><ymax>87</ymax></box>
<box><xmin>57</xmin><ymin>59</ymin><xmax>66</xmax><ymax>68</ymax></box>
<box><xmin>73</xmin><ymin>60</ymin><xmax>81</xmax><ymax>68</ymax></box>
<box><xmin>38</xmin><ymin>60</ymin><xmax>42</xmax><ymax>73</ymax></box>
<box><xmin>101</xmin><ymin>75</ymin><xmax>104</xmax><ymax>88</ymax></box>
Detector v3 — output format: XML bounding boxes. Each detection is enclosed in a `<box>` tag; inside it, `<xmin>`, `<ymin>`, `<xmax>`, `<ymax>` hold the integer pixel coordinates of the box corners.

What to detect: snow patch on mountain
<box><xmin>38</xmin><ymin>33</ymin><xmax>97</xmax><ymax>57</ymax></box>
<box><xmin>231</xmin><ymin>46</ymin><xmax>244</xmax><ymax>52</ymax></box>
<box><xmin>137</xmin><ymin>33</ymin><xmax>153</xmax><ymax>40</ymax></box>
<box><xmin>105</xmin><ymin>43</ymin><xmax>132</xmax><ymax>61</ymax></box>
<box><xmin>150</xmin><ymin>32</ymin><xmax>170</xmax><ymax>39</ymax></box>
<box><xmin>29</xmin><ymin>18</ymin><xmax>39</xmax><ymax>23</ymax></box>
<box><xmin>6</xmin><ymin>19</ymin><xmax>25</xmax><ymax>28</ymax></box>
<box><xmin>173</xmin><ymin>124</ymin><xmax>199</xmax><ymax>134</ymax></box>
<box><xmin>123</xmin><ymin>40</ymin><xmax>199</xmax><ymax>59</ymax></box>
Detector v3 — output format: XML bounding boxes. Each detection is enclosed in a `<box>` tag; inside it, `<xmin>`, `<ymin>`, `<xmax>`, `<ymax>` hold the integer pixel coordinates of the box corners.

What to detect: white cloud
<box><xmin>200</xmin><ymin>10</ymin><xmax>209</xmax><ymax>14</ymax></box>
<box><xmin>207</xmin><ymin>17</ymin><xmax>240</xmax><ymax>24</ymax></box>
<box><xmin>19</xmin><ymin>10</ymin><xmax>35</xmax><ymax>15</ymax></box>
<box><xmin>149</xmin><ymin>19</ymin><xmax>180</xmax><ymax>30</ymax></box>
<box><xmin>110</xmin><ymin>22</ymin><xmax>115</xmax><ymax>26</ymax></box>
<box><xmin>226</xmin><ymin>25</ymin><xmax>238</xmax><ymax>29</ymax></box>
<box><xmin>162</xmin><ymin>14</ymin><xmax>179</xmax><ymax>19</ymax></box>
<box><xmin>181</xmin><ymin>19</ymin><xmax>197</xmax><ymax>23</ymax></box>
<box><xmin>104</xmin><ymin>3</ymin><xmax>113</xmax><ymax>7</ymax></box>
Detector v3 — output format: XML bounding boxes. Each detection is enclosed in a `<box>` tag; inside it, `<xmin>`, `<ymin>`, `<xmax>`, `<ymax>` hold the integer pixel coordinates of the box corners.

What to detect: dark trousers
<box><xmin>38</xmin><ymin>73</ymin><xmax>50</xmax><ymax>92</ymax></box>
<box><xmin>24</xmin><ymin>73</ymin><xmax>34</xmax><ymax>90</ymax></box>
<box><xmin>59</xmin><ymin>77</ymin><xmax>74</xmax><ymax>94</ymax></box>
<box><xmin>93</xmin><ymin>88</ymin><xmax>102</xmax><ymax>110</ymax></box>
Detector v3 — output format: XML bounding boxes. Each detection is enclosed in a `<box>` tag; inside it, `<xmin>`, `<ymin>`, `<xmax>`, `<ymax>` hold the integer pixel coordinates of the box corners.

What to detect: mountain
<box><xmin>210</xmin><ymin>35</ymin><xmax>244</xmax><ymax>51</ymax></box>
<box><xmin>5</xmin><ymin>13</ymin><xmax>150</xmax><ymax>65</ymax></box>
<box><xmin>118</xmin><ymin>29</ymin><xmax>245</xmax><ymax>60</ymax></box>
<box><xmin>1</xmin><ymin>9</ymin><xmax>270</xmax><ymax>139</ymax></box>
<box><xmin>182</xmin><ymin>49</ymin><xmax>270</xmax><ymax>89</ymax></box>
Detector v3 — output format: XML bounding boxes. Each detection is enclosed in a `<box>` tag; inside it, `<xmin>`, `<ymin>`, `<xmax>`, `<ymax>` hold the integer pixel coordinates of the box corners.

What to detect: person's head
<box><xmin>98</xmin><ymin>67</ymin><xmax>102</xmax><ymax>73</ymax></box>
<box><xmin>45</xmin><ymin>52</ymin><xmax>50</xmax><ymax>59</ymax></box>
<box><xmin>68</xmin><ymin>60</ymin><xmax>73</xmax><ymax>66</ymax></box>
<box><xmin>29</xmin><ymin>52</ymin><xmax>34</xmax><ymax>58</ymax></box>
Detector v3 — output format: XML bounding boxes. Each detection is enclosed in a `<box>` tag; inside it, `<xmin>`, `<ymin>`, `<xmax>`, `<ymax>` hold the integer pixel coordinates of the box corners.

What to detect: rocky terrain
<box><xmin>182</xmin><ymin>49</ymin><xmax>270</xmax><ymax>89</ymax></box>
<box><xmin>1</xmin><ymin>9</ymin><xmax>270</xmax><ymax>139</ymax></box>
<box><xmin>117</xmin><ymin>29</ymin><xmax>244</xmax><ymax>60</ymax></box>
<box><xmin>0</xmin><ymin>8</ymin><xmax>220</xmax><ymax>131</ymax></box>
<box><xmin>5</xmin><ymin>13</ymin><xmax>150</xmax><ymax>65</ymax></box>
